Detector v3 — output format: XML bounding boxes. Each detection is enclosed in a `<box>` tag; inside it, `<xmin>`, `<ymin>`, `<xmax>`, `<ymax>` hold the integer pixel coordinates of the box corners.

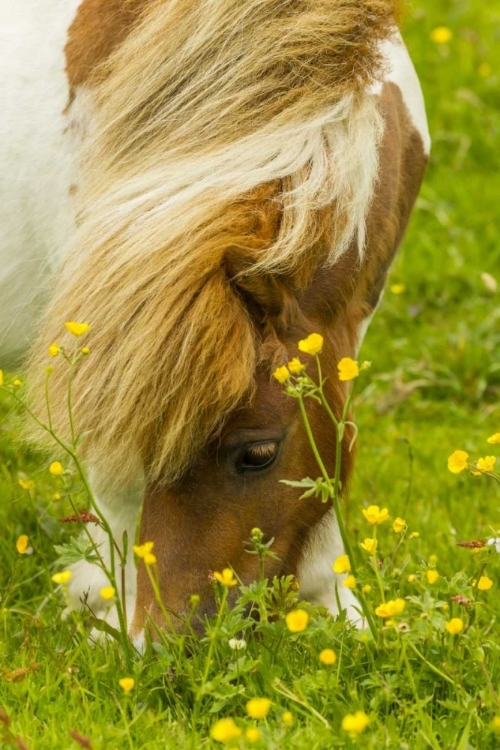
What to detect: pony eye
<box><xmin>237</xmin><ymin>441</ymin><xmax>279</xmax><ymax>473</ymax></box>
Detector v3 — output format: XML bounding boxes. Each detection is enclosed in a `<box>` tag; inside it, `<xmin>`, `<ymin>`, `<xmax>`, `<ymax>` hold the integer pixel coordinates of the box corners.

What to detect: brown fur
<box><xmin>132</xmin><ymin>338</ymin><xmax>355</xmax><ymax>633</ymax></box>
<box><xmin>26</xmin><ymin>1</ymin><xmax>429</xmax><ymax>631</ymax></box>
<box><xmin>131</xmin><ymin>83</ymin><xmax>428</xmax><ymax>631</ymax></box>
<box><xmin>65</xmin><ymin>0</ymin><xmax>149</xmax><ymax>97</ymax></box>
<box><xmin>27</xmin><ymin>0</ymin><xmax>397</xmax><ymax>484</ymax></box>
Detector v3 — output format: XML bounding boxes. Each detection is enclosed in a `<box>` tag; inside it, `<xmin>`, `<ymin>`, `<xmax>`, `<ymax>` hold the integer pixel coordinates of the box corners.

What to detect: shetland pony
<box><xmin>0</xmin><ymin>0</ymin><xmax>429</xmax><ymax>642</ymax></box>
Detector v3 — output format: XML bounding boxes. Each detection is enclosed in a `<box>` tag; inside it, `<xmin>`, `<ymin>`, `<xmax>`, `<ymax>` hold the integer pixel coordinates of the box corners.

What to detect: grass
<box><xmin>1</xmin><ymin>0</ymin><xmax>500</xmax><ymax>746</ymax></box>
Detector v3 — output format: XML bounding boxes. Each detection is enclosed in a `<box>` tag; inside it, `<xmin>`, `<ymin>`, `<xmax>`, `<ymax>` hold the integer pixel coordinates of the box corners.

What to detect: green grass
<box><xmin>1</xmin><ymin>0</ymin><xmax>500</xmax><ymax>747</ymax></box>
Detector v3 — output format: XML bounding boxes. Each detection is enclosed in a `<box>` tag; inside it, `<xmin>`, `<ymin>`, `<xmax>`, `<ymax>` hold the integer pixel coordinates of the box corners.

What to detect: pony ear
<box><xmin>223</xmin><ymin>180</ymin><xmax>313</xmax><ymax>335</ymax></box>
<box><xmin>225</xmin><ymin>249</ymin><xmax>310</xmax><ymax>336</ymax></box>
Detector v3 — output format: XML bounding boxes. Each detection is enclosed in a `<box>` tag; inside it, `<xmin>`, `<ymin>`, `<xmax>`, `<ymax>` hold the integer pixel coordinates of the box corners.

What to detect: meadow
<box><xmin>1</xmin><ymin>0</ymin><xmax>500</xmax><ymax>747</ymax></box>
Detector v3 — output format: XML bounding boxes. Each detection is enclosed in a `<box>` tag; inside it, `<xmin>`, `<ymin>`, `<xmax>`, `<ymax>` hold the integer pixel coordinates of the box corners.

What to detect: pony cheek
<box><xmin>128</xmin><ymin>480</ymin><xmax>289</xmax><ymax>637</ymax></box>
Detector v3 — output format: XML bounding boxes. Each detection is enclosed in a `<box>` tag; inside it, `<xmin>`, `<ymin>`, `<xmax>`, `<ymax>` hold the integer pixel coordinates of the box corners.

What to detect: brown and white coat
<box><xmin>0</xmin><ymin>0</ymin><xmax>429</xmax><ymax>643</ymax></box>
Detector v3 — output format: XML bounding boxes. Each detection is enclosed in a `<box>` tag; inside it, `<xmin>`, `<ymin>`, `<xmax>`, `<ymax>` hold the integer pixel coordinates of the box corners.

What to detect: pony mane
<box><xmin>28</xmin><ymin>0</ymin><xmax>396</xmax><ymax>482</ymax></box>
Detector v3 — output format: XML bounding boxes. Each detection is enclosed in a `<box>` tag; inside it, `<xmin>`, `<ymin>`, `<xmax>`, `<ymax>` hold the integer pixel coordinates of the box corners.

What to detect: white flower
<box><xmin>228</xmin><ymin>638</ymin><xmax>247</xmax><ymax>651</ymax></box>
<box><xmin>486</xmin><ymin>538</ymin><xmax>500</xmax><ymax>553</ymax></box>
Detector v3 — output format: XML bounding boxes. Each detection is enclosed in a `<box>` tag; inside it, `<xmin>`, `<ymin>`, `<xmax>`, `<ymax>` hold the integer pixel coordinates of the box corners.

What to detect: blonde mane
<box><xmin>28</xmin><ymin>0</ymin><xmax>396</xmax><ymax>481</ymax></box>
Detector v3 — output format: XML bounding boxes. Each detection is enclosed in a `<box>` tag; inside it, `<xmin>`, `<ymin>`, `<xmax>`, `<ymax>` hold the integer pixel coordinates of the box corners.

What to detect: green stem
<box><xmin>406</xmin><ymin>638</ymin><xmax>457</xmax><ymax>687</ymax></box>
<box><xmin>297</xmin><ymin>390</ymin><xmax>378</xmax><ymax>640</ymax></box>
<box><xmin>145</xmin><ymin>563</ymin><xmax>178</xmax><ymax>639</ymax></box>
<box><xmin>44</xmin><ymin>371</ymin><xmax>53</xmax><ymax>432</ymax></box>
<box><xmin>2</xmin><ymin>385</ymin><xmax>133</xmax><ymax>669</ymax></box>
<box><xmin>67</xmin><ymin>360</ymin><xmax>77</xmax><ymax>448</ymax></box>
<box><xmin>297</xmin><ymin>396</ymin><xmax>331</xmax><ymax>487</ymax></box>
<box><xmin>190</xmin><ymin>587</ymin><xmax>228</xmax><ymax>747</ymax></box>
<box><xmin>371</xmin><ymin>527</ymin><xmax>385</xmax><ymax>603</ymax></box>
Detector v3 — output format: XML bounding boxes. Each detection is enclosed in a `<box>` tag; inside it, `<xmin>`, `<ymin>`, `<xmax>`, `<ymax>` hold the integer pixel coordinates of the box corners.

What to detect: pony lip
<box><xmin>4</xmin><ymin>0</ymin><xmax>428</xmax><ymax>635</ymax></box>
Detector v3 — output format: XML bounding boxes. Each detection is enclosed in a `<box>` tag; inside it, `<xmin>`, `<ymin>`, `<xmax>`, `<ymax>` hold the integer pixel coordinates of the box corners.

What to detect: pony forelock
<box><xmin>27</xmin><ymin>0</ymin><xmax>396</xmax><ymax>482</ymax></box>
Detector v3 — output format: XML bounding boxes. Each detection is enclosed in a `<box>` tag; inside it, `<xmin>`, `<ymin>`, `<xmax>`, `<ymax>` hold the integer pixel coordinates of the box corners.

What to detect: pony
<box><xmin>0</xmin><ymin>0</ymin><xmax>429</xmax><ymax>644</ymax></box>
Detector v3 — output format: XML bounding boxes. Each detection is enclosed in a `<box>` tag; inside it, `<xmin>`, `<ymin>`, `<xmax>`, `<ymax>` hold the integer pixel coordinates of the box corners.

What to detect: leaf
<box><xmin>455</xmin><ymin>716</ymin><xmax>472</xmax><ymax>750</ymax></box>
<box><xmin>87</xmin><ymin>616</ymin><xmax>122</xmax><ymax>643</ymax></box>
<box><xmin>281</xmin><ymin>477</ymin><xmax>332</xmax><ymax>501</ymax></box>
<box><xmin>53</xmin><ymin>536</ymin><xmax>102</xmax><ymax>566</ymax></box>
<box><xmin>280</xmin><ymin>478</ymin><xmax>317</xmax><ymax>489</ymax></box>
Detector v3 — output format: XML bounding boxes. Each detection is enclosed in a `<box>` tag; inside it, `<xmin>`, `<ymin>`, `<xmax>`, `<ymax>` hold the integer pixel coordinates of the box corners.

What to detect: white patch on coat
<box><xmin>65</xmin><ymin>466</ymin><xmax>144</xmax><ymax>630</ymax></box>
<box><xmin>371</xmin><ymin>30</ymin><xmax>430</xmax><ymax>155</ymax></box>
<box><xmin>0</xmin><ymin>0</ymin><xmax>83</xmax><ymax>364</ymax></box>
<box><xmin>356</xmin><ymin>310</ymin><xmax>376</xmax><ymax>355</ymax></box>
<box><xmin>131</xmin><ymin>629</ymin><xmax>146</xmax><ymax>655</ymax></box>
<box><xmin>297</xmin><ymin>511</ymin><xmax>363</xmax><ymax>625</ymax></box>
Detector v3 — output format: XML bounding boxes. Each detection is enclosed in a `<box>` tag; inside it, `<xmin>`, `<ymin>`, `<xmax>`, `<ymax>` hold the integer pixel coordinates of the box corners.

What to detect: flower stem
<box><xmin>296</xmin><ymin>390</ymin><xmax>378</xmax><ymax>640</ymax></box>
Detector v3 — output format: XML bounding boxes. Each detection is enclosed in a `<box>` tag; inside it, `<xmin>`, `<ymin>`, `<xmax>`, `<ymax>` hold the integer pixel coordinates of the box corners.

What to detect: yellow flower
<box><xmin>448</xmin><ymin>450</ymin><xmax>468</xmax><ymax>474</ymax></box>
<box><xmin>341</xmin><ymin>711</ymin><xmax>369</xmax><ymax>736</ymax></box>
<box><xmin>211</xmin><ymin>718</ymin><xmax>242</xmax><ymax>743</ymax></box>
<box><xmin>319</xmin><ymin>649</ymin><xmax>337</xmax><ymax>665</ymax></box>
<box><xmin>81</xmin><ymin>347</ymin><xmax>90</xmax><ymax>355</ymax></box>
<box><xmin>288</xmin><ymin>357</ymin><xmax>304</xmax><ymax>375</ymax></box>
<box><xmin>285</xmin><ymin>609</ymin><xmax>309</xmax><ymax>633</ymax></box>
<box><xmin>118</xmin><ymin>677</ymin><xmax>135</xmax><ymax>695</ymax></box>
<box><xmin>133</xmin><ymin>541</ymin><xmax>157</xmax><ymax>565</ymax></box>
<box><xmin>298</xmin><ymin>333</ymin><xmax>323</xmax><ymax>356</ymax></box>
<box><xmin>100</xmin><ymin>586</ymin><xmax>116</xmax><ymax>600</ymax></box>
<box><xmin>18</xmin><ymin>479</ymin><xmax>35</xmax><ymax>491</ymax></box>
<box><xmin>362</xmin><ymin>584</ymin><xmax>372</xmax><ymax>593</ymax></box>
<box><xmin>385</xmin><ymin>619</ymin><xmax>395</xmax><ymax>627</ymax></box>
<box><xmin>492</xmin><ymin>716</ymin><xmax>500</xmax><ymax>733</ymax></box>
<box><xmin>273</xmin><ymin>365</ymin><xmax>290</xmax><ymax>384</ymax></box>
<box><xmin>0</xmin><ymin>370</ymin><xmax>3</xmax><ymax>386</ymax></box>
<box><xmin>407</xmin><ymin>574</ymin><xmax>416</xmax><ymax>583</ymax></box>
<box><xmin>246</xmin><ymin>698</ymin><xmax>271</xmax><ymax>719</ymax></box>
<box><xmin>48</xmin><ymin>343</ymin><xmax>60</xmax><ymax>357</ymax></box>
<box><xmin>362</xmin><ymin>505</ymin><xmax>389</xmax><ymax>525</ymax></box>
<box><xmin>375</xmin><ymin>599</ymin><xmax>405</xmax><ymax>618</ymax></box>
<box><xmin>409</xmin><ymin>531</ymin><xmax>420</xmax><ymax>539</ymax></box>
<box><xmin>332</xmin><ymin>554</ymin><xmax>351</xmax><ymax>574</ymax></box>
<box><xmin>65</xmin><ymin>321</ymin><xmax>90</xmax><ymax>336</ymax></box>
<box><xmin>51</xmin><ymin>570</ymin><xmax>72</xmax><ymax>585</ymax></box>
<box><xmin>487</xmin><ymin>433</ymin><xmax>500</xmax><ymax>445</ymax></box>
<box><xmin>393</xmin><ymin>517</ymin><xmax>406</xmax><ymax>533</ymax></box>
<box><xmin>245</xmin><ymin>728</ymin><xmax>261</xmax><ymax>743</ymax></box>
<box><xmin>16</xmin><ymin>535</ymin><xmax>29</xmax><ymax>554</ymax></box>
<box><xmin>337</xmin><ymin>357</ymin><xmax>359</xmax><ymax>381</ymax></box>
<box><xmin>360</xmin><ymin>538</ymin><xmax>377</xmax><ymax>554</ymax></box>
<box><xmin>427</xmin><ymin>570</ymin><xmax>439</xmax><ymax>584</ymax></box>
<box><xmin>431</xmin><ymin>26</ymin><xmax>452</xmax><ymax>44</ymax></box>
<box><xmin>282</xmin><ymin>711</ymin><xmax>294</xmax><ymax>726</ymax></box>
<box><xmin>342</xmin><ymin>575</ymin><xmax>357</xmax><ymax>590</ymax></box>
<box><xmin>214</xmin><ymin>568</ymin><xmax>237</xmax><ymax>587</ymax></box>
<box><xmin>133</xmin><ymin>541</ymin><xmax>154</xmax><ymax>558</ymax></box>
<box><xmin>13</xmin><ymin>379</ymin><xmax>22</xmax><ymax>387</ymax></box>
<box><xmin>477</xmin><ymin>575</ymin><xmax>493</xmax><ymax>591</ymax></box>
<box><xmin>445</xmin><ymin>618</ymin><xmax>463</xmax><ymax>635</ymax></box>
<box><xmin>477</xmin><ymin>456</ymin><xmax>496</xmax><ymax>472</ymax></box>
<box><xmin>49</xmin><ymin>461</ymin><xmax>64</xmax><ymax>476</ymax></box>
<box><xmin>390</xmin><ymin>283</ymin><xmax>406</xmax><ymax>295</ymax></box>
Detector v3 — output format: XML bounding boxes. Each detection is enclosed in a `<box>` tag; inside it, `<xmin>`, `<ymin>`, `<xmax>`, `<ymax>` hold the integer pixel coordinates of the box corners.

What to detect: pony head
<box><xmin>26</xmin><ymin>0</ymin><xmax>427</xmax><ymax>633</ymax></box>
